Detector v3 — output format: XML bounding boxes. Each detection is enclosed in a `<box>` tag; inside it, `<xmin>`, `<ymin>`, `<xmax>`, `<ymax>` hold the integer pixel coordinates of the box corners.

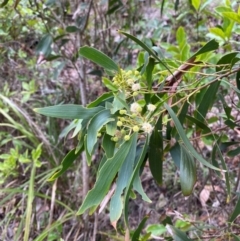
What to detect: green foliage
<box><xmin>229</xmin><ymin>196</ymin><xmax>240</xmax><ymax>222</ymax></box>
<box><xmin>2</xmin><ymin>0</ymin><xmax>240</xmax><ymax>240</ymax></box>
<box><xmin>180</xmin><ymin>146</ymin><xmax>196</xmax><ymax>196</ymax></box>
<box><xmin>35</xmin><ymin>2</ymin><xmax>240</xmax><ymax>235</ymax></box>
<box><xmin>48</xmin><ymin>148</ymin><xmax>82</xmax><ymax>181</ymax></box>
<box><xmin>166</xmin><ymin>225</ymin><xmax>193</xmax><ymax>241</ymax></box>
<box><xmin>149</xmin><ymin>116</ymin><xmax>163</xmax><ymax>185</ymax></box>
<box><xmin>34</xmin><ymin>105</ymin><xmax>105</xmax><ymax>120</ymax></box>
<box><xmin>79</xmin><ymin>46</ymin><xmax>119</xmax><ymax>72</ymax></box>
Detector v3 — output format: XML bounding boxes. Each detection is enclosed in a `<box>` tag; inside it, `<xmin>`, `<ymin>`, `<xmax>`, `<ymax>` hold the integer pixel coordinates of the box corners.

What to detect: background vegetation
<box><xmin>1</xmin><ymin>0</ymin><xmax>240</xmax><ymax>240</ymax></box>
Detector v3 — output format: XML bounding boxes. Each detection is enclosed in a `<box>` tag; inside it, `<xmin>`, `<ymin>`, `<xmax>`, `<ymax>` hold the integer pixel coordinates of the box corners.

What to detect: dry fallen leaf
<box><xmin>200</xmin><ymin>185</ymin><xmax>223</xmax><ymax>207</ymax></box>
<box><xmin>200</xmin><ymin>187</ymin><xmax>210</xmax><ymax>207</ymax></box>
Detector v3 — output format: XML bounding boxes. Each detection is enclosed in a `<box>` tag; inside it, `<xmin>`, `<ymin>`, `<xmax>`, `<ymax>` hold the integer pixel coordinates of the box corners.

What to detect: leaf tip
<box><xmin>47</xmin><ymin>176</ymin><xmax>56</xmax><ymax>182</ymax></box>
<box><xmin>76</xmin><ymin>208</ymin><xmax>83</xmax><ymax>216</ymax></box>
<box><xmin>111</xmin><ymin>220</ymin><xmax>117</xmax><ymax>230</ymax></box>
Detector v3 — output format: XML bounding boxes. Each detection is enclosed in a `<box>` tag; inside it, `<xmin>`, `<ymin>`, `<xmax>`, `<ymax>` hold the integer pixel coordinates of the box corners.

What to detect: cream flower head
<box><xmin>142</xmin><ymin>122</ymin><xmax>153</xmax><ymax>133</ymax></box>
<box><xmin>130</xmin><ymin>102</ymin><xmax>142</xmax><ymax>113</ymax></box>
<box><xmin>132</xmin><ymin>83</ymin><xmax>141</xmax><ymax>91</ymax></box>
<box><xmin>147</xmin><ymin>104</ymin><xmax>156</xmax><ymax>112</ymax></box>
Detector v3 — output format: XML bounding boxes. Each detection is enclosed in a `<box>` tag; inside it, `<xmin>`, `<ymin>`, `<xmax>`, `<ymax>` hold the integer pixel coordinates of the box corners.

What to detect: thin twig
<box><xmin>48</xmin><ymin>179</ymin><xmax>57</xmax><ymax>227</ymax></box>
<box><xmin>92</xmin><ymin>212</ymin><xmax>98</xmax><ymax>241</ymax></box>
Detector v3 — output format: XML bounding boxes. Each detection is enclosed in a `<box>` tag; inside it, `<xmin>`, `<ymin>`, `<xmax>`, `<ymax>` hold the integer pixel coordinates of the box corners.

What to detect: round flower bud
<box><xmin>130</xmin><ymin>102</ymin><xmax>142</xmax><ymax>113</ymax></box>
<box><xmin>147</xmin><ymin>104</ymin><xmax>156</xmax><ymax>112</ymax></box>
<box><xmin>142</xmin><ymin>122</ymin><xmax>154</xmax><ymax>133</ymax></box>
<box><xmin>113</xmin><ymin>137</ymin><xmax>119</xmax><ymax>142</ymax></box>
<box><xmin>126</xmin><ymin>70</ymin><xmax>132</xmax><ymax>76</ymax></box>
<box><xmin>133</xmin><ymin>125</ymin><xmax>139</xmax><ymax>132</ymax></box>
<box><xmin>127</xmin><ymin>79</ymin><xmax>135</xmax><ymax>86</ymax></box>
<box><xmin>134</xmin><ymin>70</ymin><xmax>140</xmax><ymax>76</ymax></box>
<box><xmin>119</xmin><ymin>109</ymin><xmax>127</xmax><ymax>115</ymax></box>
<box><xmin>97</xmin><ymin>132</ymin><xmax>102</xmax><ymax>137</ymax></box>
<box><xmin>117</xmin><ymin>121</ymin><xmax>123</xmax><ymax>127</ymax></box>
<box><xmin>124</xmin><ymin>135</ymin><xmax>130</xmax><ymax>141</ymax></box>
<box><xmin>133</xmin><ymin>91</ymin><xmax>138</xmax><ymax>97</ymax></box>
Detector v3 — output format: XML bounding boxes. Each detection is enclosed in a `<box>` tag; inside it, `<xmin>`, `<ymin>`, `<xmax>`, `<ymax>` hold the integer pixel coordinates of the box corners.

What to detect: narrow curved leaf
<box><xmin>178</xmin><ymin>101</ymin><xmax>189</xmax><ymax>124</ymax></box>
<box><xmin>218</xmin><ymin>93</ymin><xmax>232</xmax><ymax>119</ymax></box>
<box><xmin>110</xmin><ymin>133</ymin><xmax>137</xmax><ymax>223</ymax></box>
<box><xmin>106</xmin><ymin>119</ymin><xmax>117</xmax><ymax>136</ymax></box>
<box><xmin>166</xmin><ymin>225</ymin><xmax>193</xmax><ymax>241</ymax></box>
<box><xmin>192</xmin><ymin>0</ymin><xmax>200</xmax><ymax>11</ymax></box>
<box><xmin>215</xmin><ymin>6</ymin><xmax>232</xmax><ymax>13</ymax></box>
<box><xmin>79</xmin><ymin>46</ymin><xmax>119</xmax><ymax>72</ymax></box>
<box><xmin>149</xmin><ymin>115</ymin><xmax>163</xmax><ymax>185</ymax></box>
<box><xmin>87</xmin><ymin>109</ymin><xmax>112</xmax><ymax>155</ymax></box>
<box><xmin>236</xmin><ymin>71</ymin><xmax>240</xmax><ymax>93</ymax></box>
<box><xmin>209</xmin><ymin>27</ymin><xmax>226</xmax><ymax>40</ymax></box>
<box><xmin>133</xmin><ymin>142</ymin><xmax>152</xmax><ymax>203</ymax></box>
<box><xmin>192</xmin><ymin>39</ymin><xmax>219</xmax><ymax>58</ymax></box>
<box><xmin>102</xmin><ymin>134</ymin><xmax>115</xmax><ymax>159</ymax></box>
<box><xmin>229</xmin><ymin>197</ymin><xmax>240</xmax><ymax>222</ymax></box>
<box><xmin>119</xmin><ymin>31</ymin><xmax>156</xmax><ymax>59</ymax></box>
<box><xmin>195</xmin><ymin>81</ymin><xmax>220</xmax><ymax>122</ymax></box>
<box><xmin>133</xmin><ymin>174</ymin><xmax>151</xmax><ymax>202</ymax></box>
<box><xmin>228</xmin><ymin>147</ymin><xmax>240</xmax><ymax>156</ymax></box>
<box><xmin>222</xmin><ymin>12</ymin><xmax>240</xmax><ymax>24</ymax></box>
<box><xmin>232</xmin><ymin>233</ymin><xmax>240</xmax><ymax>241</ymax></box>
<box><xmin>140</xmin><ymin>52</ymin><xmax>149</xmax><ymax>75</ymax></box>
<box><xmin>152</xmin><ymin>46</ymin><xmax>164</xmax><ymax>59</ymax></box>
<box><xmin>34</xmin><ymin>105</ymin><xmax>104</xmax><ymax>120</ymax></box>
<box><xmin>186</xmin><ymin>115</ymin><xmax>211</xmax><ymax>132</ymax></box>
<box><xmin>66</xmin><ymin>25</ymin><xmax>79</xmax><ymax>33</ymax></box>
<box><xmin>216</xmin><ymin>52</ymin><xmax>240</xmax><ymax>72</ymax></box>
<box><xmin>176</xmin><ymin>27</ymin><xmax>187</xmax><ymax>47</ymax></box>
<box><xmin>214</xmin><ymin>140</ymin><xmax>231</xmax><ymax>200</ymax></box>
<box><xmin>97</xmin><ymin>155</ymin><xmax>107</xmax><ymax>176</ymax></box>
<box><xmin>83</xmin><ymin>135</ymin><xmax>92</xmax><ymax>165</ymax></box>
<box><xmin>48</xmin><ymin>148</ymin><xmax>82</xmax><ymax>181</ymax></box>
<box><xmin>165</xmin><ymin>103</ymin><xmax>222</xmax><ymax>171</ymax></box>
<box><xmin>132</xmin><ymin>215</ymin><xmax>149</xmax><ymax>241</ymax></box>
<box><xmin>87</xmin><ymin>92</ymin><xmax>113</xmax><ymax>108</ymax></box>
<box><xmin>119</xmin><ymin>31</ymin><xmax>172</xmax><ymax>73</ymax></box>
<box><xmin>160</xmin><ymin>0</ymin><xmax>165</xmax><ymax>15</ymax></box>
<box><xmin>111</xmin><ymin>92</ymin><xmax>127</xmax><ymax>114</ymax></box>
<box><xmin>102</xmin><ymin>77</ymin><xmax>118</xmax><ymax>91</ymax></box>
<box><xmin>180</xmin><ymin>146</ymin><xmax>196</xmax><ymax>196</ymax></box>
<box><xmin>77</xmin><ymin>134</ymin><xmax>137</xmax><ymax>215</ymax></box>
<box><xmin>124</xmin><ymin>136</ymin><xmax>149</xmax><ymax>228</ymax></box>
<box><xmin>170</xmin><ymin>142</ymin><xmax>181</xmax><ymax>169</ymax></box>
<box><xmin>36</xmin><ymin>34</ymin><xmax>53</xmax><ymax>57</ymax></box>
<box><xmin>147</xmin><ymin>224</ymin><xmax>167</xmax><ymax>236</ymax></box>
<box><xmin>146</xmin><ymin>57</ymin><xmax>155</xmax><ymax>89</ymax></box>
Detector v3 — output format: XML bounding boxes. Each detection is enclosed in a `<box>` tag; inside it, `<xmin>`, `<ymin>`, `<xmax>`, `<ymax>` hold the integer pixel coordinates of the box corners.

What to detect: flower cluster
<box><xmin>110</xmin><ymin>100</ymin><xmax>156</xmax><ymax>142</ymax></box>
<box><xmin>112</xmin><ymin>69</ymin><xmax>142</xmax><ymax>96</ymax></box>
<box><xmin>101</xmin><ymin>69</ymin><xmax>158</xmax><ymax>142</ymax></box>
